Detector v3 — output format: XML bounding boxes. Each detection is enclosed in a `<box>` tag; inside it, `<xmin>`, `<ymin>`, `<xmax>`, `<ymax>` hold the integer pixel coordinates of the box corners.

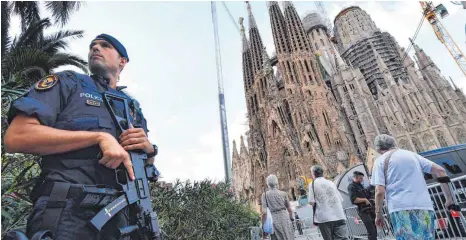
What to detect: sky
<box><xmin>8</xmin><ymin>1</ymin><xmax>466</xmax><ymax>183</ymax></box>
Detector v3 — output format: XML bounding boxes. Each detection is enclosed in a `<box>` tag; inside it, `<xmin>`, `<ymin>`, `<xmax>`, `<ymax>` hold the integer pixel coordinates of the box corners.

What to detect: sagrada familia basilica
<box><xmin>231</xmin><ymin>2</ymin><xmax>466</xmax><ymax>208</ymax></box>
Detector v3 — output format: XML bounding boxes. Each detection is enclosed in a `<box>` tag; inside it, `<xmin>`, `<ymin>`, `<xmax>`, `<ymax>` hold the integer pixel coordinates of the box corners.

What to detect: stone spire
<box><xmin>239</xmin><ymin>17</ymin><xmax>248</xmax><ymax>53</ymax></box>
<box><xmin>372</xmin><ymin>46</ymin><xmax>397</xmax><ymax>87</ymax></box>
<box><xmin>410</xmin><ymin>38</ymin><xmax>436</xmax><ymax>70</ymax></box>
<box><xmin>282</xmin><ymin>1</ymin><xmax>313</xmax><ymax>52</ymax></box>
<box><xmin>240</xmin><ymin>135</ymin><xmax>248</xmax><ymax>154</ymax></box>
<box><xmin>246</xmin><ymin>1</ymin><xmax>257</xmax><ymax>29</ymax></box>
<box><xmin>450</xmin><ymin>77</ymin><xmax>460</xmax><ymax>91</ymax></box>
<box><xmin>241</xmin><ymin>15</ymin><xmax>254</xmax><ymax>94</ymax></box>
<box><xmin>246</xmin><ymin>1</ymin><xmax>265</xmax><ymax>75</ymax></box>
<box><xmin>268</xmin><ymin>1</ymin><xmax>291</xmax><ymax>54</ymax></box>
<box><xmin>232</xmin><ymin>140</ymin><xmax>239</xmax><ymax>159</ymax></box>
<box><xmin>333</xmin><ymin>48</ymin><xmax>348</xmax><ymax>72</ymax></box>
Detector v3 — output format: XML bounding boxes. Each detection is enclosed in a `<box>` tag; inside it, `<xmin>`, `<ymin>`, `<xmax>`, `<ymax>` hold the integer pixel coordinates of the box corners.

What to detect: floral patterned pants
<box><xmin>389</xmin><ymin>209</ymin><xmax>435</xmax><ymax>240</ymax></box>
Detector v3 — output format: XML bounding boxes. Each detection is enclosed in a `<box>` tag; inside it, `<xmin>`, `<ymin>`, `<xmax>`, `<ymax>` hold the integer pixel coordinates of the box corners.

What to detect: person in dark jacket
<box><xmin>347</xmin><ymin>171</ymin><xmax>377</xmax><ymax>240</ymax></box>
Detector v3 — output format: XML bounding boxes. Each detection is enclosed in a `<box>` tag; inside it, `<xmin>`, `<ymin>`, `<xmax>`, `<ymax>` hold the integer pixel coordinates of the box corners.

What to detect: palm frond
<box><xmin>44</xmin><ymin>1</ymin><xmax>83</xmax><ymax>27</ymax></box>
<box><xmin>1</xmin><ymin>1</ymin><xmax>12</xmax><ymax>57</ymax></box>
<box><xmin>12</xmin><ymin>1</ymin><xmax>40</xmax><ymax>32</ymax></box>
<box><xmin>12</xmin><ymin>19</ymin><xmax>51</xmax><ymax>50</ymax></box>
<box><xmin>2</xmin><ymin>47</ymin><xmax>51</xmax><ymax>83</ymax></box>
<box><xmin>48</xmin><ymin>52</ymin><xmax>89</xmax><ymax>74</ymax></box>
<box><xmin>40</xmin><ymin>29</ymin><xmax>84</xmax><ymax>54</ymax></box>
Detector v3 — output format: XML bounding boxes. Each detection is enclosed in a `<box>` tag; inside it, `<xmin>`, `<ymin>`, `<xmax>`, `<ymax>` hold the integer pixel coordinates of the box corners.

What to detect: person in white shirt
<box><xmin>308</xmin><ymin>165</ymin><xmax>348</xmax><ymax>240</ymax></box>
<box><xmin>371</xmin><ymin>134</ymin><xmax>456</xmax><ymax>239</ymax></box>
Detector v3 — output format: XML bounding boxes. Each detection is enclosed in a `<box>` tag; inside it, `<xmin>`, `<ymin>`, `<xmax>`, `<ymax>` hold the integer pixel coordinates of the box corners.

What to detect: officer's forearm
<box><xmin>5</xmin><ymin>114</ymin><xmax>104</xmax><ymax>155</ymax></box>
<box><xmin>354</xmin><ymin>197</ymin><xmax>368</xmax><ymax>204</ymax></box>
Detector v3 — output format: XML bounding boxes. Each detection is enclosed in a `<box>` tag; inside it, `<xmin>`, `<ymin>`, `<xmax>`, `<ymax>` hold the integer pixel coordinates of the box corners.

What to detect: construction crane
<box><xmin>450</xmin><ymin>1</ymin><xmax>466</xmax><ymax>8</ymax></box>
<box><xmin>211</xmin><ymin>1</ymin><xmax>232</xmax><ymax>183</ymax></box>
<box><xmin>221</xmin><ymin>2</ymin><xmax>241</xmax><ymax>35</ymax></box>
<box><xmin>420</xmin><ymin>1</ymin><xmax>466</xmax><ymax>77</ymax></box>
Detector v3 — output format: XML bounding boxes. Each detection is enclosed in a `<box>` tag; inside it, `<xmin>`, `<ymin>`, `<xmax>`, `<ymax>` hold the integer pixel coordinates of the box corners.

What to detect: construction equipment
<box><xmin>450</xmin><ymin>1</ymin><xmax>466</xmax><ymax>9</ymax></box>
<box><xmin>314</xmin><ymin>1</ymin><xmax>334</xmax><ymax>38</ymax></box>
<box><xmin>420</xmin><ymin>1</ymin><xmax>466</xmax><ymax>77</ymax></box>
<box><xmin>221</xmin><ymin>2</ymin><xmax>241</xmax><ymax>35</ymax></box>
<box><xmin>210</xmin><ymin>1</ymin><xmax>232</xmax><ymax>182</ymax></box>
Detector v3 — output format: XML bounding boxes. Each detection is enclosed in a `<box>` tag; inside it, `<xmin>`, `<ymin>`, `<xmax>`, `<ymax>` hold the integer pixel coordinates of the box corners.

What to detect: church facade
<box><xmin>231</xmin><ymin>2</ymin><xmax>466</xmax><ymax>208</ymax></box>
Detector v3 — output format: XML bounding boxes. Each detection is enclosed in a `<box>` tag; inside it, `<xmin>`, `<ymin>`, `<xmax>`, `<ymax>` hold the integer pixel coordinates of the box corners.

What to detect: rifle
<box><xmin>89</xmin><ymin>91</ymin><xmax>162</xmax><ymax>240</ymax></box>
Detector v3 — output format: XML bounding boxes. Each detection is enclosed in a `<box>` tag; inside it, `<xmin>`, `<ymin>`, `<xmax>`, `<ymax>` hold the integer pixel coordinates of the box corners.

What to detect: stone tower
<box><xmin>333</xmin><ymin>6</ymin><xmax>408</xmax><ymax>95</ymax></box>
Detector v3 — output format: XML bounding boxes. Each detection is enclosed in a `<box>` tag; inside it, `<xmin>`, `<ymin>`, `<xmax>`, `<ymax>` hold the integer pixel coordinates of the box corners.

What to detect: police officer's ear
<box><xmin>119</xmin><ymin>56</ymin><xmax>128</xmax><ymax>73</ymax></box>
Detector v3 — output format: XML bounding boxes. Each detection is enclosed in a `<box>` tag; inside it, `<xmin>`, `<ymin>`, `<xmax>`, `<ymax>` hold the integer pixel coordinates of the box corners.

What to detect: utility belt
<box><xmin>37</xmin><ymin>181</ymin><xmax>120</xmax><ymax>208</ymax></box>
<box><xmin>358</xmin><ymin>199</ymin><xmax>376</xmax><ymax>214</ymax></box>
<box><xmin>33</xmin><ymin>181</ymin><xmax>121</xmax><ymax>236</ymax></box>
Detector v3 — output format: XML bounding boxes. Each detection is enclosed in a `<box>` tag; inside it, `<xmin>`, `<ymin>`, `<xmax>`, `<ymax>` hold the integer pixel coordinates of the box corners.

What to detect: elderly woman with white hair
<box><xmin>261</xmin><ymin>174</ymin><xmax>294</xmax><ymax>240</ymax></box>
<box><xmin>371</xmin><ymin>134</ymin><xmax>456</xmax><ymax>239</ymax></box>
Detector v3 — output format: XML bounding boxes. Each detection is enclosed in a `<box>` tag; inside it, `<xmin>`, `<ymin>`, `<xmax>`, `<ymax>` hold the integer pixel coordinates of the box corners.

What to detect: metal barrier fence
<box><xmin>344</xmin><ymin>206</ymin><xmax>394</xmax><ymax>239</ymax></box>
<box><xmin>344</xmin><ymin>175</ymin><xmax>466</xmax><ymax>240</ymax></box>
<box><xmin>427</xmin><ymin>175</ymin><xmax>466</xmax><ymax>239</ymax></box>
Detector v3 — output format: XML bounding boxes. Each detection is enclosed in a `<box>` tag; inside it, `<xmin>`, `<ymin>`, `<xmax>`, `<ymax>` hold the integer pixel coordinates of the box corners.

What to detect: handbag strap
<box><xmin>265</xmin><ymin>192</ymin><xmax>268</xmax><ymax>208</ymax></box>
<box><xmin>311</xmin><ymin>179</ymin><xmax>317</xmax><ymax>217</ymax></box>
<box><xmin>383</xmin><ymin>148</ymin><xmax>397</xmax><ymax>208</ymax></box>
<box><xmin>383</xmin><ymin>149</ymin><xmax>397</xmax><ymax>186</ymax></box>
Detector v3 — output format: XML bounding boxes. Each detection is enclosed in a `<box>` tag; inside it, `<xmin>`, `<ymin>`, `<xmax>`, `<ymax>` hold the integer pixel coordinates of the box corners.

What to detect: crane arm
<box><xmin>221</xmin><ymin>2</ymin><xmax>241</xmax><ymax>35</ymax></box>
<box><xmin>211</xmin><ymin>1</ymin><xmax>232</xmax><ymax>182</ymax></box>
<box><xmin>420</xmin><ymin>1</ymin><xmax>466</xmax><ymax>77</ymax></box>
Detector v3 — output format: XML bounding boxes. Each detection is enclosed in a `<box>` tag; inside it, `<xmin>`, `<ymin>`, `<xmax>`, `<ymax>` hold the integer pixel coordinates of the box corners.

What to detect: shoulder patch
<box><xmin>35</xmin><ymin>75</ymin><xmax>59</xmax><ymax>90</ymax></box>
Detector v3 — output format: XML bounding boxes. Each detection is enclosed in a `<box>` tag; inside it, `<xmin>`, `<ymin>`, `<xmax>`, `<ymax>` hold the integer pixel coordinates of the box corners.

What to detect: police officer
<box><xmin>347</xmin><ymin>171</ymin><xmax>377</xmax><ymax>240</ymax></box>
<box><xmin>4</xmin><ymin>34</ymin><xmax>158</xmax><ymax>239</ymax></box>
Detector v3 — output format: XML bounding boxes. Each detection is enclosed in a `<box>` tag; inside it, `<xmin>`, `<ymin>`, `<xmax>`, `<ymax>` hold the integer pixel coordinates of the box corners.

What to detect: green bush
<box><xmin>152</xmin><ymin>180</ymin><xmax>260</xmax><ymax>240</ymax></box>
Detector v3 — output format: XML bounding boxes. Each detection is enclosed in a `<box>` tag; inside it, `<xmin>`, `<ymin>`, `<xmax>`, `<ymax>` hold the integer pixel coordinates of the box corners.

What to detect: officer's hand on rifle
<box><xmin>97</xmin><ymin>132</ymin><xmax>135</xmax><ymax>180</ymax></box>
<box><xmin>364</xmin><ymin>199</ymin><xmax>371</xmax><ymax>206</ymax></box>
<box><xmin>119</xmin><ymin>123</ymin><xmax>154</xmax><ymax>154</ymax></box>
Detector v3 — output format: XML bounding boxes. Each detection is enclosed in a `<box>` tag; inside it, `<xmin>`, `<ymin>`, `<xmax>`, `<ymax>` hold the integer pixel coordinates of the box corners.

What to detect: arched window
<box><xmin>436</xmin><ymin>131</ymin><xmax>448</xmax><ymax>147</ymax></box>
<box><xmin>325</xmin><ymin>132</ymin><xmax>331</xmax><ymax>146</ymax></box>
<box><xmin>411</xmin><ymin>137</ymin><xmax>423</xmax><ymax>152</ymax></box>
<box><xmin>456</xmin><ymin>128</ymin><xmax>466</xmax><ymax>144</ymax></box>
<box><xmin>323</xmin><ymin>111</ymin><xmax>330</xmax><ymax>127</ymax></box>
<box><xmin>304</xmin><ymin>141</ymin><xmax>310</xmax><ymax>151</ymax></box>
<box><xmin>424</xmin><ymin>134</ymin><xmax>437</xmax><ymax>151</ymax></box>
<box><xmin>272</xmin><ymin>120</ymin><xmax>280</xmax><ymax>137</ymax></box>
<box><xmin>398</xmin><ymin>139</ymin><xmax>409</xmax><ymax>150</ymax></box>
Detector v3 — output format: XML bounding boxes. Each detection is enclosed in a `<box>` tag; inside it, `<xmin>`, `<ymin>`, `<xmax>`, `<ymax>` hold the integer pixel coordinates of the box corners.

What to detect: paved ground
<box><xmin>294</xmin><ymin>227</ymin><xmax>323</xmax><ymax>240</ymax></box>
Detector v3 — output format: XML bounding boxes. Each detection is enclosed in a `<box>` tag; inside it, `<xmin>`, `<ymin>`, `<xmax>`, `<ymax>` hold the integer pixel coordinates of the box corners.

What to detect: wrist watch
<box><xmin>147</xmin><ymin>144</ymin><xmax>158</xmax><ymax>158</ymax></box>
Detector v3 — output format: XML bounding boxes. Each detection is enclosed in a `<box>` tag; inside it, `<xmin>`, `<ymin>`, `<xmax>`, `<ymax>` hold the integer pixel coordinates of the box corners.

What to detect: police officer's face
<box><xmin>354</xmin><ymin>175</ymin><xmax>364</xmax><ymax>183</ymax></box>
<box><xmin>88</xmin><ymin>40</ymin><xmax>126</xmax><ymax>76</ymax></box>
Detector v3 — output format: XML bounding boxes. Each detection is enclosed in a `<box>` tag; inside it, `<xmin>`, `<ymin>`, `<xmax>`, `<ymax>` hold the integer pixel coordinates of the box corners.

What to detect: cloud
<box><xmin>155</xmin><ymin>108</ymin><xmax>249</xmax><ymax>183</ymax></box>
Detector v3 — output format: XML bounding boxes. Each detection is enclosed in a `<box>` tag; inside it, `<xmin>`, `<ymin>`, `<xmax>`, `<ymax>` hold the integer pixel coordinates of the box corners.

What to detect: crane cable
<box><xmin>401</xmin><ymin>11</ymin><xmax>427</xmax><ymax>63</ymax></box>
<box><xmin>221</xmin><ymin>1</ymin><xmax>241</xmax><ymax>35</ymax></box>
